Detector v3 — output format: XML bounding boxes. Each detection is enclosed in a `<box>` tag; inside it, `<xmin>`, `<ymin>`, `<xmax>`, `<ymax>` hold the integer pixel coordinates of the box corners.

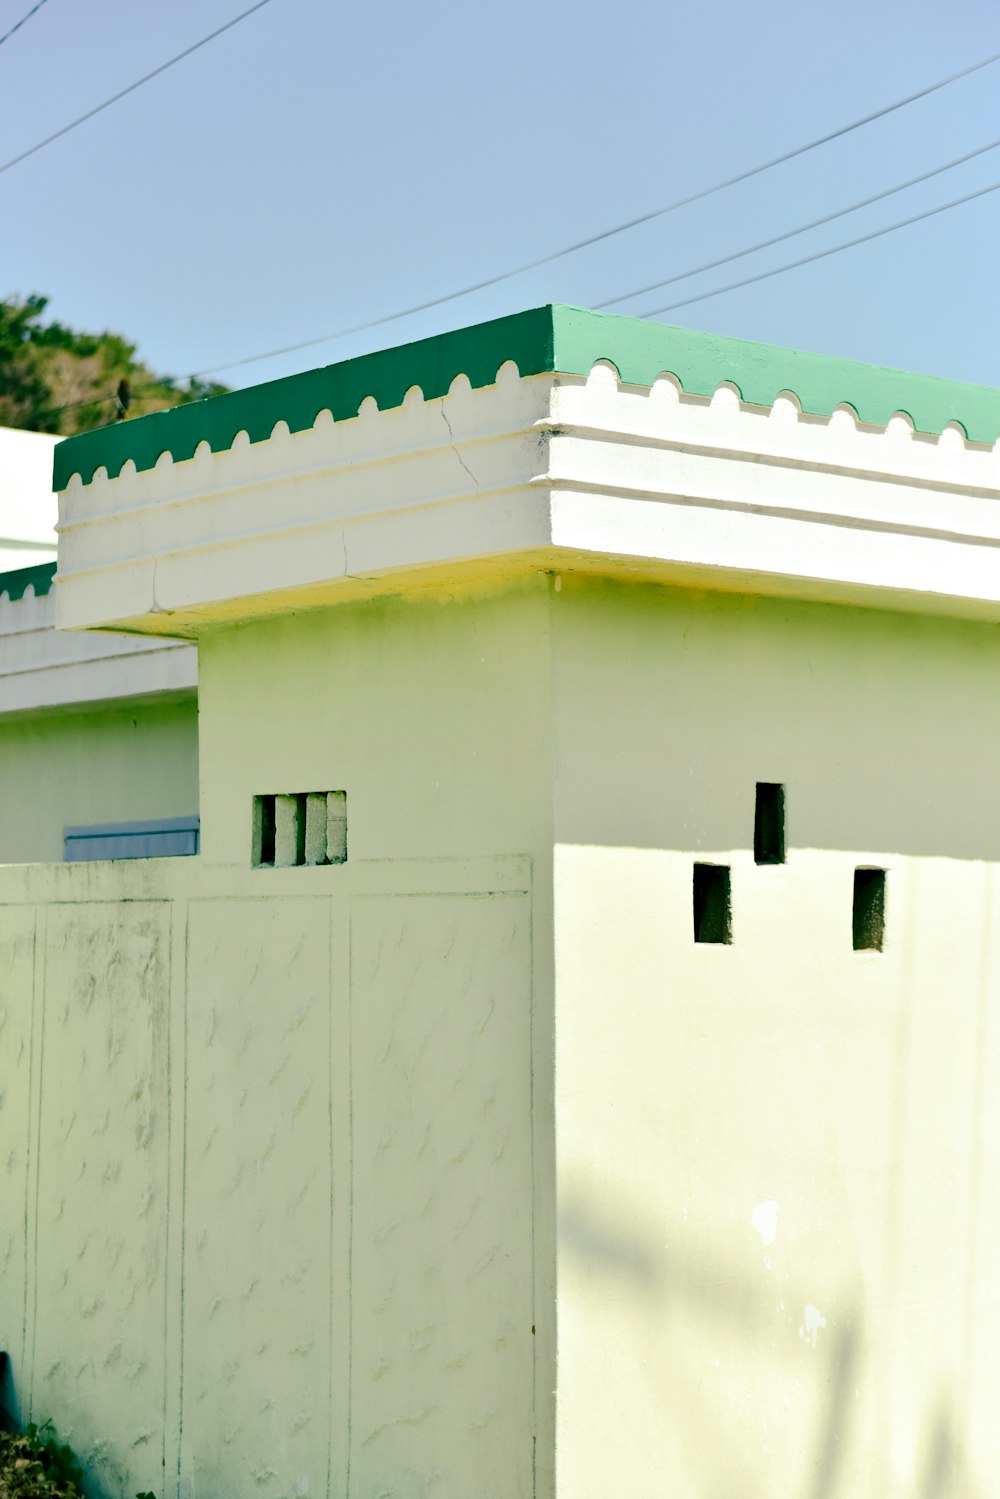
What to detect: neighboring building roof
<box><xmin>53</xmin><ymin>305</ymin><xmax>1000</xmax><ymax>491</ymax></box>
<box><xmin>0</xmin><ymin>559</ymin><xmax>196</xmax><ymax>716</ymax></box>
<box><xmin>0</xmin><ymin>558</ymin><xmax>56</xmax><ymax>601</ymax></box>
<box><xmin>0</xmin><ymin>424</ymin><xmax>58</xmax><ymax>569</ymax></box>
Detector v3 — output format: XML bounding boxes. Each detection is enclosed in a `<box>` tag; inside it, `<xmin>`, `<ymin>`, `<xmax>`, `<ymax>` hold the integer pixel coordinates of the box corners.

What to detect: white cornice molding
<box><xmin>53</xmin><ymin>364</ymin><xmax>1000</xmax><ymax>636</ymax></box>
<box><xmin>0</xmin><ymin>585</ymin><xmax>196</xmax><ymax>717</ymax></box>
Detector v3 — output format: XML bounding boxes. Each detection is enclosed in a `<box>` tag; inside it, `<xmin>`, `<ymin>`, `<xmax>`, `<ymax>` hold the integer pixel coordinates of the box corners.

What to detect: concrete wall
<box><xmin>6</xmin><ymin>571</ymin><xmax>1000</xmax><ymax>1498</ymax></box>
<box><xmin>196</xmin><ymin>581</ymin><xmax>554</xmax><ymax>868</ymax></box>
<box><xmin>552</xmin><ymin>577</ymin><xmax>1000</xmax><ymax>1498</ymax></box>
<box><xmin>0</xmin><ymin>697</ymin><xmax>199</xmax><ymax>864</ymax></box>
<box><xmin>0</xmin><ymin>583</ymin><xmax>554</xmax><ymax>1499</ymax></box>
<box><xmin>0</xmin><ymin>856</ymin><xmax>537</xmax><ymax>1499</ymax></box>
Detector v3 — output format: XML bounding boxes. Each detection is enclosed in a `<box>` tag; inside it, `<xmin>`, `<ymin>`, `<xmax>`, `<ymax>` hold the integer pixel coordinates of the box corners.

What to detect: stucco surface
<box><xmin>31</xmin><ymin>905</ymin><xmax>170</xmax><ymax>1498</ymax></box>
<box><xmin>0</xmin><ymin>907</ymin><xmax>36</xmax><ymax>1411</ymax></box>
<box><xmin>551</xmin><ymin>578</ymin><xmax>1000</xmax><ymax>1497</ymax></box>
<box><xmin>0</xmin><ymin>852</ymin><xmax>536</xmax><ymax>1499</ymax></box>
<box><xmin>349</xmin><ymin>894</ymin><xmax>533</xmax><ymax>1498</ymax></box>
<box><xmin>196</xmin><ymin>582</ymin><xmax>553</xmax><ymax>868</ymax></box>
<box><xmin>0</xmin><ymin>699</ymin><xmax>199</xmax><ymax>864</ymax></box>
<box><xmin>6</xmin><ymin>575</ymin><xmax>1000</xmax><ymax>1496</ymax></box>
<box><xmin>182</xmin><ymin>897</ymin><xmax>332</xmax><ymax>1498</ymax></box>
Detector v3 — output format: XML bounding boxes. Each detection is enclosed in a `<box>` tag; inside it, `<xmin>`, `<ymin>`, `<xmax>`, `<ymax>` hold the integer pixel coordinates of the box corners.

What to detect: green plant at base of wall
<box><xmin>0</xmin><ymin>1418</ymin><xmax>83</xmax><ymax>1497</ymax></box>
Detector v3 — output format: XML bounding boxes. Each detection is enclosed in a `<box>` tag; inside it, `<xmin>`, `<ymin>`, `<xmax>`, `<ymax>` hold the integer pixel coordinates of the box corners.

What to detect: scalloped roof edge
<box><xmin>0</xmin><ymin>560</ymin><xmax>57</xmax><ymax>602</ymax></box>
<box><xmin>53</xmin><ymin>304</ymin><xmax>1000</xmax><ymax>491</ymax></box>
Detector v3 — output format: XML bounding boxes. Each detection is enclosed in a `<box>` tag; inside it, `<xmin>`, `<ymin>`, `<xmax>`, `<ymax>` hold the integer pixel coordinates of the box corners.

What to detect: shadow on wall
<box><xmin>553</xmin><ymin>581</ymin><xmax>1000</xmax><ymax>863</ymax></box>
<box><xmin>559</xmin><ymin>1195</ymin><xmax>976</xmax><ymax>1499</ymax></box>
<box><xmin>0</xmin><ymin>1354</ymin><xmax>18</xmax><ymax>1432</ymax></box>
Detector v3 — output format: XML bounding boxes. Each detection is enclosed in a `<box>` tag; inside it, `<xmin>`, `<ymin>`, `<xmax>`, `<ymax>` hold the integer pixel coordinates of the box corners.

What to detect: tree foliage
<box><xmin>0</xmin><ymin>294</ymin><xmax>228</xmax><ymax>435</ymax></box>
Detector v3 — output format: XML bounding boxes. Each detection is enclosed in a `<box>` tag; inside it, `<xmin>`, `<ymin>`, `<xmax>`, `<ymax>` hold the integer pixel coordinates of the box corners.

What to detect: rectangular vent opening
<box><xmin>253</xmin><ymin>791</ymin><xmax>347</xmax><ymax>867</ymax></box>
<box><xmin>254</xmin><ymin>795</ymin><xmax>276</xmax><ymax>866</ymax></box>
<box><xmin>853</xmin><ymin>867</ymin><xmax>885</xmax><ymax>951</ymax></box>
<box><xmin>693</xmin><ymin>863</ymin><xmax>732</xmax><ymax>945</ymax></box>
<box><xmin>754</xmin><ymin>782</ymin><xmax>785</xmax><ymax>865</ymax></box>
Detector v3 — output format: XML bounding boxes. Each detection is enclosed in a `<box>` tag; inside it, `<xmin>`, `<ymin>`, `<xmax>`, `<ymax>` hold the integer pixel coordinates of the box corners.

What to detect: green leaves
<box><xmin>0</xmin><ymin>292</ymin><xmax>229</xmax><ymax>437</ymax></box>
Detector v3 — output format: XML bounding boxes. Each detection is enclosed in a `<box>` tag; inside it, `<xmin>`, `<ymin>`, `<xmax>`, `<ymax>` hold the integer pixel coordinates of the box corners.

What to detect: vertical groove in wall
<box><xmin>176</xmin><ymin>902</ymin><xmax>191</xmax><ymax>1495</ymax></box>
<box><xmin>344</xmin><ymin>900</ymin><xmax>355</xmax><ymax>1499</ymax></box>
<box><xmin>17</xmin><ymin>908</ymin><xmax>39</xmax><ymax>1398</ymax></box>
<box><xmin>163</xmin><ymin>902</ymin><xmax>189</xmax><ymax>1499</ymax></box>
<box><xmin>23</xmin><ymin>905</ymin><xmax>47</xmax><ymax>1421</ymax></box>
<box><xmin>877</xmin><ymin>861</ymin><xmax>917</xmax><ymax>1498</ymax></box>
<box><xmin>533</xmin><ymin>575</ymin><xmax>556</xmax><ymax>1499</ymax></box>
<box><xmin>962</xmin><ymin>866</ymin><xmax>994</xmax><ymax>1401</ymax></box>
<box><xmin>327</xmin><ymin>893</ymin><xmax>351</xmax><ymax>1499</ymax></box>
<box><xmin>325</xmin><ymin>900</ymin><xmax>333</xmax><ymax>1499</ymax></box>
<box><xmin>527</xmin><ymin>871</ymin><xmax>537</xmax><ymax>1499</ymax></box>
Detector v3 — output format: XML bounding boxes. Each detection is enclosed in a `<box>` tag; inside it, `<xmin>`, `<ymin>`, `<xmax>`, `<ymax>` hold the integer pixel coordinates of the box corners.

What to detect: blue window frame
<box><xmin>63</xmin><ymin>815</ymin><xmax>200</xmax><ymax>862</ymax></box>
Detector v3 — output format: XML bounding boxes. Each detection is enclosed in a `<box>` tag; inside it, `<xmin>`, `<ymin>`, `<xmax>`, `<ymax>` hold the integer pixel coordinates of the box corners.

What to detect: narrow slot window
<box><xmin>253</xmin><ymin>794</ymin><xmax>276</xmax><ymax>866</ymax></box>
<box><xmin>693</xmin><ymin>863</ymin><xmax>732</xmax><ymax>945</ymax></box>
<box><xmin>754</xmin><ymin>782</ymin><xmax>785</xmax><ymax>865</ymax></box>
<box><xmin>853</xmin><ymin>868</ymin><xmax>886</xmax><ymax>952</ymax></box>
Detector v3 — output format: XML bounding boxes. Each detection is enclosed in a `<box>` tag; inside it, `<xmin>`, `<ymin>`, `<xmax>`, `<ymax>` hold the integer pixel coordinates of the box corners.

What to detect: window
<box><xmin>64</xmin><ymin>815</ymin><xmax>199</xmax><ymax>862</ymax></box>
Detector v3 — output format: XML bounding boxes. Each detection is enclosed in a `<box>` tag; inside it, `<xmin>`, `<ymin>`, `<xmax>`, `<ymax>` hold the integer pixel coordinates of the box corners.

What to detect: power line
<box><xmin>37</xmin><ymin>172</ymin><xmax>1000</xmax><ymax>428</ymax></box>
<box><xmin>49</xmin><ymin>166</ymin><xmax>1000</xmax><ymax>426</ymax></box>
<box><xmin>0</xmin><ymin>0</ymin><xmax>51</xmax><ymax>49</ymax></box>
<box><xmin>36</xmin><ymin>392</ymin><xmax>115</xmax><ymax>420</ymax></box>
<box><xmin>597</xmin><ymin>135</ymin><xmax>1000</xmax><ymax>311</ymax></box>
<box><xmin>183</xmin><ymin>42</ymin><xmax>1000</xmax><ymax>379</ymax></box>
<box><xmin>638</xmin><ymin>175</ymin><xmax>1000</xmax><ymax>319</ymax></box>
<box><xmin>0</xmin><ymin>0</ymin><xmax>275</xmax><ymax>179</ymax></box>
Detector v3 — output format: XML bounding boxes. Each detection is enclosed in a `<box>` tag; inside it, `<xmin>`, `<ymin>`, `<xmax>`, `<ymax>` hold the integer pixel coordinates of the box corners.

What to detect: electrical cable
<box><xmin>38</xmin><ymin>169</ymin><xmax>1000</xmax><ymax>427</ymax></box>
<box><xmin>0</xmin><ymin>0</ymin><xmax>51</xmax><ymax>49</ymax></box>
<box><xmin>0</xmin><ymin>0</ymin><xmax>275</xmax><ymax>178</ymax></box>
<box><xmin>180</xmin><ymin>42</ymin><xmax>1000</xmax><ymax>378</ymax></box>
<box><xmin>597</xmin><ymin>135</ymin><xmax>1000</xmax><ymax>311</ymax></box>
<box><xmin>638</xmin><ymin>174</ymin><xmax>1000</xmax><ymax>319</ymax></box>
<box><xmin>29</xmin><ymin>48</ymin><xmax>1000</xmax><ymax>418</ymax></box>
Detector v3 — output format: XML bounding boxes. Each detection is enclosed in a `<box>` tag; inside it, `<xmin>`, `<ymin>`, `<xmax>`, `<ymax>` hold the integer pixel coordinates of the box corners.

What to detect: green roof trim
<box><xmin>53</xmin><ymin>306</ymin><xmax>555</xmax><ymax>491</ymax></box>
<box><xmin>551</xmin><ymin>307</ymin><xmax>1000</xmax><ymax>440</ymax></box>
<box><xmin>54</xmin><ymin>304</ymin><xmax>1000</xmax><ymax>491</ymax></box>
<box><xmin>0</xmin><ymin>560</ymin><xmax>57</xmax><ymax>602</ymax></box>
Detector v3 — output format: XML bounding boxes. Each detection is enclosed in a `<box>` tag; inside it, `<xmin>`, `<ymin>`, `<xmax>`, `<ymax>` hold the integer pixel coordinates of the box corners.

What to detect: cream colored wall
<box><xmin>11</xmin><ymin>569</ymin><xmax>999</xmax><ymax>1498</ymax></box>
<box><xmin>0</xmin><ymin>697</ymin><xmax>199</xmax><ymax>864</ymax></box>
<box><xmin>0</xmin><ymin>581</ymin><xmax>555</xmax><ymax>1499</ymax></box>
<box><xmin>0</xmin><ymin>855</ymin><xmax>538</xmax><ymax>1499</ymax></box>
<box><xmin>551</xmin><ymin>577</ymin><xmax>1000</xmax><ymax>1499</ymax></box>
<box><xmin>195</xmin><ymin>581</ymin><xmax>557</xmax><ymax>1495</ymax></box>
<box><xmin>196</xmin><ymin>580</ymin><xmax>554</xmax><ymax>867</ymax></box>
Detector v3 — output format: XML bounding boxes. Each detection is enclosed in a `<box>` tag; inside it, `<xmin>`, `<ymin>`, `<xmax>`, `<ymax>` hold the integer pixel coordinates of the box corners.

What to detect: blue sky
<box><xmin>2</xmin><ymin>0</ymin><xmax>999</xmax><ymax>392</ymax></box>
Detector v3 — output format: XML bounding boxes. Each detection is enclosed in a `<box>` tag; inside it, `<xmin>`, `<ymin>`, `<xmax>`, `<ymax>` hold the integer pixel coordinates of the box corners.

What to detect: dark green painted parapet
<box><xmin>0</xmin><ymin>560</ymin><xmax>57</xmax><ymax>601</ymax></box>
<box><xmin>52</xmin><ymin>306</ymin><xmax>556</xmax><ymax>490</ymax></box>
<box><xmin>54</xmin><ymin>305</ymin><xmax>1000</xmax><ymax>491</ymax></box>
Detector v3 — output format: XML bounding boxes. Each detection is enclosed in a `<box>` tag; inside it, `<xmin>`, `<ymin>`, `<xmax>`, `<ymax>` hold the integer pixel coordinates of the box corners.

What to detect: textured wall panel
<box><xmin>33</xmin><ymin>902</ymin><xmax>170</xmax><ymax>1498</ymax></box>
<box><xmin>349</xmin><ymin>894</ymin><xmax>533</xmax><ymax>1499</ymax></box>
<box><xmin>182</xmin><ymin>898</ymin><xmax>332</xmax><ymax>1499</ymax></box>
<box><xmin>0</xmin><ymin>907</ymin><xmax>36</xmax><ymax>1413</ymax></box>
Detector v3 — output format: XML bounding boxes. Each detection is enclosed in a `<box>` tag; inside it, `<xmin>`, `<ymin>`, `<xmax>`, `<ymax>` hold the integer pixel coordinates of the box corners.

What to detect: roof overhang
<box><xmin>52</xmin><ymin>305</ymin><xmax>1000</xmax><ymax>637</ymax></box>
<box><xmin>0</xmin><ymin>562</ymin><xmax>196</xmax><ymax>717</ymax></box>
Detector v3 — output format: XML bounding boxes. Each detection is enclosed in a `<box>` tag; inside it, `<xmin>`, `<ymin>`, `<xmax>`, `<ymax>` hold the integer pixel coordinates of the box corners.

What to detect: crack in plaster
<box><xmin>439</xmin><ymin>404</ymin><xmax>479</xmax><ymax>492</ymax></box>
